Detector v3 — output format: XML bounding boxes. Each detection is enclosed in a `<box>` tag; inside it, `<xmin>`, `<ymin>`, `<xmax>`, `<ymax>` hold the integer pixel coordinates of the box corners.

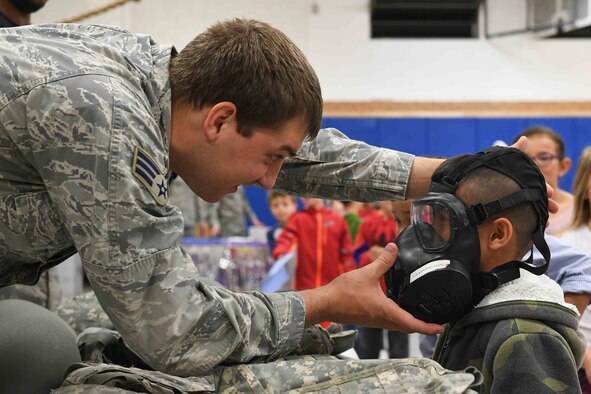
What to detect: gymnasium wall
<box><xmin>247</xmin><ymin>116</ymin><xmax>591</xmax><ymax>226</ymax></box>
<box><xmin>31</xmin><ymin>1</ymin><xmax>591</xmax><ymax>228</ymax></box>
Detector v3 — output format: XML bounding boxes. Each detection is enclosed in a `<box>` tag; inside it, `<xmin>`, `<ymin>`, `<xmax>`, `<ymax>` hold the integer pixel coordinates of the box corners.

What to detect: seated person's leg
<box><xmin>387</xmin><ymin>330</ymin><xmax>409</xmax><ymax>359</ymax></box>
<box><xmin>57</xmin><ymin>290</ymin><xmax>114</xmax><ymax>335</ymax></box>
<box><xmin>355</xmin><ymin>326</ymin><xmax>383</xmax><ymax>359</ymax></box>
<box><xmin>0</xmin><ymin>299</ymin><xmax>81</xmax><ymax>394</ymax></box>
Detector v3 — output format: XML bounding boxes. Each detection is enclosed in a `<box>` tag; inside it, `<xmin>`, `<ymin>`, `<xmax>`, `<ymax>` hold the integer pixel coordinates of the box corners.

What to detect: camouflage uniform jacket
<box><xmin>212</xmin><ymin>185</ymin><xmax>259</xmax><ymax>237</ymax></box>
<box><xmin>0</xmin><ymin>24</ymin><xmax>414</xmax><ymax>376</ymax></box>
<box><xmin>433</xmin><ymin>271</ymin><xmax>586</xmax><ymax>394</ymax></box>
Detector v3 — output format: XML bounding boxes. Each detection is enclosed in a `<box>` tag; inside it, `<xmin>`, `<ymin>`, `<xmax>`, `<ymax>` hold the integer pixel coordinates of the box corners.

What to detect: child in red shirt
<box><xmin>354</xmin><ymin>200</ymin><xmax>409</xmax><ymax>360</ymax></box>
<box><xmin>354</xmin><ymin>201</ymin><xmax>398</xmax><ymax>288</ymax></box>
<box><xmin>272</xmin><ymin>197</ymin><xmax>354</xmax><ymax>291</ymax></box>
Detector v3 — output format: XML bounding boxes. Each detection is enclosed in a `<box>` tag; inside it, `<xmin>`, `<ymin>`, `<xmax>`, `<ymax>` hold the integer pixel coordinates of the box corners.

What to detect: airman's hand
<box><xmin>511</xmin><ymin>136</ymin><xmax>558</xmax><ymax>215</ymax></box>
<box><xmin>301</xmin><ymin>243</ymin><xmax>444</xmax><ymax>335</ymax></box>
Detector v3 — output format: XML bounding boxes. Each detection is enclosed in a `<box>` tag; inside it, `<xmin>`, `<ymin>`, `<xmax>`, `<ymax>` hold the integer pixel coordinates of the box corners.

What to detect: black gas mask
<box><xmin>385</xmin><ymin>147</ymin><xmax>551</xmax><ymax>324</ymax></box>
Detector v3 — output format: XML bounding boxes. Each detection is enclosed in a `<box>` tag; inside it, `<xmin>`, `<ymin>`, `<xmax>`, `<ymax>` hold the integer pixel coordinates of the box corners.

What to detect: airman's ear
<box><xmin>203</xmin><ymin>102</ymin><xmax>237</xmax><ymax>142</ymax></box>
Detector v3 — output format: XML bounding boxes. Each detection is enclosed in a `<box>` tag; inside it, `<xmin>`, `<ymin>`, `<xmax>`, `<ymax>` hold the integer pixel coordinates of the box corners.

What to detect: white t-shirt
<box><xmin>562</xmin><ymin>225</ymin><xmax>591</xmax><ymax>347</ymax></box>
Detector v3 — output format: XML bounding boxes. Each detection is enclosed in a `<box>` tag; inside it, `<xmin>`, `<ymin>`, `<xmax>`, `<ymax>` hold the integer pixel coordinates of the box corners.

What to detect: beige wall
<box><xmin>33</xmin><ymin>0</ymin><xmax>591</xmax><ymax>103</ymax></box>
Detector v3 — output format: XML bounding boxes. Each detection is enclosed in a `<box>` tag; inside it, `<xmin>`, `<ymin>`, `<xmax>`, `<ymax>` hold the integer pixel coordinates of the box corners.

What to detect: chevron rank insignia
<box><xmin>132</xmin><ymin>146</ymin><xmax>169</xmax><ymax>205</ymax></box>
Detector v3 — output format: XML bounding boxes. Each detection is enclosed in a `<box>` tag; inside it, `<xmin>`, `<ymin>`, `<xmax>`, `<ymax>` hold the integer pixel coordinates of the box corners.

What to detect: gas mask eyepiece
<box><xmin>385</xmin><ymin>193</ymin><xmax>479</xmax><ymax>324</ymax></box>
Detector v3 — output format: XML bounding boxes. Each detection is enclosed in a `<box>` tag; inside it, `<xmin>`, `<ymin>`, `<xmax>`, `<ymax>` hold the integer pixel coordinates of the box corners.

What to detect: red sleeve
<box><xmin>339</xmin><ymin>218</ymin><xmax>355</xmax><ymax>271</ymax></box>
<box><xmin>272</xmin><ymin>214</ymin><xmax>299</xmax><ymax>258</ymax></box>
<box><xmin>353</xmin><ymin>218</ymin><xmax>371</xmax><ymax>249</ymax></box>
<box><xmin>359</xmin><ymin>251</ymin><xmax>372</xmax><ymax>268</ymax></box>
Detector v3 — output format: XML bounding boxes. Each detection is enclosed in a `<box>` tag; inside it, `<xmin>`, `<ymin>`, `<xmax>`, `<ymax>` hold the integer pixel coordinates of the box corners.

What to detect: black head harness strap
<box><xmin>431</xmin><ymin>147</ymin><xmax>551</xmax><ymax>290</ymax></box>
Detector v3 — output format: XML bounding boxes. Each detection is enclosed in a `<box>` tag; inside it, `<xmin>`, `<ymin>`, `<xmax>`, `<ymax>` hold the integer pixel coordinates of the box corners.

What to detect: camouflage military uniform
<box><xmin>55</xmin><ymin>356</ymin><xmax>480</xmax><ymax>393</ymax></box>
<box><xmin>0</xmin><ymin>24</ymin><xmax>478</xmax><ymax>392</ymax></box>
<box><xmin>0</xmin><ymin>267</ymin><xmax>62</xmax><ymax>310</ymax></box>
<box><xmin>168</xmin><ymin>175</ymin><xmax>218</xmax><ymax>237</ymax></box>
<box><xmin>275</xmin><ymin>128</ymin><xmax>413</xmax><ymax>202</ymax></box>
<box><xmin>53</xmin><ymin>325</ymin><xmax>480</xmax><ymax>393</ymax></box>
<box><xmin>213</xmin><ymin>185</ymin><xmax>260</xmax><ymax>237</ymax></box>
<box><xmin>169</xmin><ymin>176</ymin><xmax>201</xmax><ymax>237</ymax></box>
<box><xmin>57</xmin><ymin>291</ymin><xmax>115</xmax><ymax>334</ymax></box>
<box><xmin>433</xmin><ymin>271</ymin><xmax>586</xmax><ymax>393</ymax></box>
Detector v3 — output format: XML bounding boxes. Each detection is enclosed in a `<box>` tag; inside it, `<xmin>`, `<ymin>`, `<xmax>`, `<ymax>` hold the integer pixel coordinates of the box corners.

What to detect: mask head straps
<box><xmin>430</xmin><ymin>146</ymin><xmax>551</xmax><ymax>290</ymax></box>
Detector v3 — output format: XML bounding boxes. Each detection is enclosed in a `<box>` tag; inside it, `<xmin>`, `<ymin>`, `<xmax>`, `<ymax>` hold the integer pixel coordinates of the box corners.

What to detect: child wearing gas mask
<box><xmin>386</xmin><ymin>146</ymin><xmax>585</xmax><ymax>393</ymax></box>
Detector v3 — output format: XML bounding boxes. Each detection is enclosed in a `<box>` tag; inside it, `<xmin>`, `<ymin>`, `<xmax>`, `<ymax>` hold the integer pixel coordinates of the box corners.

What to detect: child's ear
<box><xmin>487</xmin><ymin>217</ymin><xmax>513</xmax><ymax>251</ymax></box>
<box><xmin>558</xmin><ymin>156</ymin><xmax>572</xmax><ymax>177</ymax></box>
<box><xmin>203</xmin><ymin>102</ymin><xmax>237</xmax><ymax>142</ymax></box>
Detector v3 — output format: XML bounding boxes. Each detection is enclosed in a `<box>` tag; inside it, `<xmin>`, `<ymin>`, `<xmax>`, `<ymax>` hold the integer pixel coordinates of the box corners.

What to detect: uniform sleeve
<box><xmin>274</xmin><ymin>128</ymin><xmax>415</xmax><ymax>202</ymax></box>
<box><xmin>489</xmin><ymin>332</ymin><xmax>582</xmax><ymax>394</ymax></box>
<box><xmin>25</xmin><ymin>76</ymin><xmax>305</xmax><ymax>376</ymax></box>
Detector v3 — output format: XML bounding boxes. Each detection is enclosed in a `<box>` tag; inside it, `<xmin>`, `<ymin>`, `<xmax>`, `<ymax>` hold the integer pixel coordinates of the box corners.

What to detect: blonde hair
<box><xmin>571</xmin><ymin>147</ymin><xmax>591</xmax><ymax>229</ymax></box>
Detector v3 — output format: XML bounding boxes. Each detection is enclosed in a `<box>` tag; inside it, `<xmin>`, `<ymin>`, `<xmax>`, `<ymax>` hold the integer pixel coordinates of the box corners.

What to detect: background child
<box><xmin>273</xmin><ymin>197</ymin><xmax>354</xmax><ymax>291</ymax></box>
<box><xmin>514</xmin><ymin>125</ymin><xmax>573</xmax><ymax>235</ymax></box>
<box><xmin>342</xmin><ymin>201</ymin><xmax>363</xmax><ymax>242</ymax></box>
<box><xmin>423</xmin><ymin>149</ymin><xmax>585</xmax><ymax>393</ymax></box>
<box><xmin>391</xmin><ymin>200</ymin><xmax>412</xmax><ymax>231</ymax></box>
<box><xmin>354</xmin><ymin>200</ymin><xmax>398</xmax><ymax>289</ymax></box>
<box><xmin>266</xmin><ymin>191</ymin><xmax>298</xmax><ymax>252</ymax></box>
<box><xmin>354</xmin><ymin>200</ymin><xmax>408</xmax><ymax>360</ymax></box>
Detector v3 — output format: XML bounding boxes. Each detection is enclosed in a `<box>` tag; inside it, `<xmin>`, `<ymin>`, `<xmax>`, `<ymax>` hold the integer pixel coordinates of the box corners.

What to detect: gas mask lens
<box><xmin>411</xmin><ymin>201</ymin><xmax>453</xmax><ymax>251</ymax></box>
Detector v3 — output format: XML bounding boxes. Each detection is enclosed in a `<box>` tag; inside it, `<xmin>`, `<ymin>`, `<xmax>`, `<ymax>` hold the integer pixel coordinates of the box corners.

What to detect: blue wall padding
<box><xmin>245</xmin><ymin>117</ymin><xmax>591</xmax><ymax>227</ymax></box>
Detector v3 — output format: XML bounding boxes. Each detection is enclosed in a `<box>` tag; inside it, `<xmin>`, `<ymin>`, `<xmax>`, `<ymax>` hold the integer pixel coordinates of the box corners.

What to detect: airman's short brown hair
<box><xmin>169</xmin><ymin>18</ymin><xmax>322</xmax><ymax>140</ymax></box>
